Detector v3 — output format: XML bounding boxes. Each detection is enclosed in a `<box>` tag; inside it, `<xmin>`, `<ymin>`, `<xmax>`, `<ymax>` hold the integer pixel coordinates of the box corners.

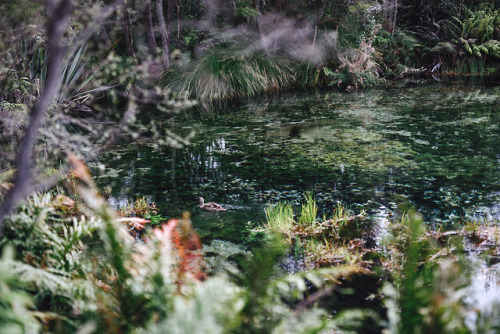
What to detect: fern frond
<box><xmin>431</xmin><ymin>42</ymin><xmax>458</xmax><ymax>55</ymax></box>
<box><xmin>0</xmin><ymin>246</ymin><xmax>41</xmax><ymax>334</ymax></box>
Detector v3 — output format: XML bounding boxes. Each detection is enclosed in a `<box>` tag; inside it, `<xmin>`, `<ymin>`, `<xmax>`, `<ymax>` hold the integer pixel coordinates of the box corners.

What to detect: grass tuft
<box><xmin>298</xmin><ymin>191</ymin><xmax>318</xmax><ymax>226</ymax></box>
<box><xmin>163</xmin><ymin>48</ymin><xmax>295</xmax><ymax>105</ymax></box>
<box><xmin>265</xmin><ymin>201</ymin><xmax>295</xmax><ymax>236</ymax></box>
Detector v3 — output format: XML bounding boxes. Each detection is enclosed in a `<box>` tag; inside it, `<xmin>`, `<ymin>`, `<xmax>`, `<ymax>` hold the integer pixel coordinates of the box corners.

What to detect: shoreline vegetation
<box><xmin>1</xmin><ymin>0</ymin><xmax>500</xmax><ymax>333</ymax></box>
<box><xmin>2</xmin><ymin>182</ymin><xmax>500</xmax><ymax>333</ymax></box>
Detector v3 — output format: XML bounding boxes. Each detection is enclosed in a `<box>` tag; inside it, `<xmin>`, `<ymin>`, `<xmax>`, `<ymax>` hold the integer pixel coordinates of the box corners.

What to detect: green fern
<box><xmin>431</xmin><ymin>42</ymin><xmax>458</xmax><ymax>56</ymax></box>
<box><xmin>0</xmin><ymin>245</ymin><xmax>41</xmax><ymax>334</ymax></box>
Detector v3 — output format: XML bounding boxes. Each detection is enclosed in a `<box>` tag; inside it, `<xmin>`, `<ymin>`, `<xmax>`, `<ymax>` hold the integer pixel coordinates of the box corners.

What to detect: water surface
<box><xmin>95</xmin><ymin>82</ymin><xmax>500</xmax><ymax>241</ymax></box>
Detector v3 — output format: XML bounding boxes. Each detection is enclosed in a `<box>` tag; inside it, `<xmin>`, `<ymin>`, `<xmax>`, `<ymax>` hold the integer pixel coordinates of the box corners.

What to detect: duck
<box><xmin>198</xmin><ymin>197</ymin><xmax>226</xmax><ymax>212</ymax></box>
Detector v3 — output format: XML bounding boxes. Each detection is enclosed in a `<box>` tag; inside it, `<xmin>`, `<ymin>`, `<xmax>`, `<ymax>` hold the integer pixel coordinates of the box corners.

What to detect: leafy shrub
<box><xmin>375</xmin><ymin>29</ymin><xmax>420</xmax><ymax>76</ymax></box>
<box><xmin>325</xmin><ymin>34</ymin><xmax>381</xmax><ymax>91</ymax></box>
<box><xmin>433</xmin><ymin>5</ymin><xmax>500</xmax><ymax>73</ymax></box>
<box><xmin>383</xmin><ymin>213</ymin><xmax>470</xmax><ymax>334</ymax></box>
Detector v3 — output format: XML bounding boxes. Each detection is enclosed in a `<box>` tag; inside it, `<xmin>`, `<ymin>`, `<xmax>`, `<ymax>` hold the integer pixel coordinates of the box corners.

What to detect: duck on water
<box><xmin>198</xmin><ymin>197</ymin><xmax>226</xmax><ymax>212</ymax></box>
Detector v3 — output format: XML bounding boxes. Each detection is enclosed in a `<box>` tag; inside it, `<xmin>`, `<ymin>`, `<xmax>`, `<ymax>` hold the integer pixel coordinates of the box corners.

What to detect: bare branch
<box><xmin>0</xmin><ymin>0</ymin><xmax>74</xmax><ymax>233</ymax></box>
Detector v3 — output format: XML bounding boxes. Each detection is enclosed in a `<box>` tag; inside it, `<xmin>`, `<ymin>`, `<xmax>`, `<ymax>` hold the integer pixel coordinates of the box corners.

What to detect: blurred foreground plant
<box><xmin>383</xmin><ymin>212</ymin><xmax>470</xmax><ymax>334</ymax></box>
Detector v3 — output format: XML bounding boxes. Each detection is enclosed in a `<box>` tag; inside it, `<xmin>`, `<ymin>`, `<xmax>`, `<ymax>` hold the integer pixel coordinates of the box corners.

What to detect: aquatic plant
<box><xmin>298</xmin><ymin>191</ymin><xmax>318</xmax><ymax>226</ymax></box>
<box><xmin>117</xmin><ymin>196</ymin><xmax>158</xmax><ymax>218</ymax></box>
<box><xmin>264</xmin><ymin>201</ymin><xmax>295</xmax><ymax>236</ymax></box>
<box><xmin>264</xmin><ymin>193</ymin><xmax>367</xmax><ymax>267</ymax></box>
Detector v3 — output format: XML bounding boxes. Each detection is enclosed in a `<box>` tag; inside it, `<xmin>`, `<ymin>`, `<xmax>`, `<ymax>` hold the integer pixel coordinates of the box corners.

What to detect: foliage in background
<box><xmin>159</xmin><ymin>0</ymin><xmax>500</xmax><ymax>97</ymax></box>
<box><xmin>324</xmin><ymin>34</ymin><xmax>381</xmax><ymax>91</ymax></box>
<box><xmin>374</xmin><ymin>30</ymin><xmax>421</xmax><ymax>76</ymax></box>
<box><xmin>432</xmin><ymin>4</ymin><xmax>500</xmax><ymax>73</ymax></box>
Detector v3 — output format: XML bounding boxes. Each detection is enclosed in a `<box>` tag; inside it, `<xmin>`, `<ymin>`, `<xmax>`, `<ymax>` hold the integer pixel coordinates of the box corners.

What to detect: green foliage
<box><xmin>298</xmin><ymin>191</ymin><xmax>318</xmax><ymax>226</ymax></box>
<box><xmin>325</xmin><ymin>34</ymin><xmax>381</xmax><ymax>91</ymax></box>
<box><xmin>118</xmin><ymin>196</ymin><xmax>158</xmax><ymax>218</ymax></box>
<box><xmin>27</xmin><ymin>42</ymin><xmax>47</xmax><ymax>85</ymax></box>
<box><xmin>338</xmin><ymin>2</ymin><xmax>380</xmax><ymax>49</ymax></box>
<box><xmin>397</xmin><ymin>0</ymin><xmax>483</xmax><ymax>38</ymax></box>
<box><xmin>265</xmin><ymin>201</ymin><xmax>295</xmax><ymax>236</ymax></box>
<box><xmin>293</xmin><ymin>64</ymin><xmax>323</xmax><ymax>88</ymax></box>
<box><xmin>143</xmin><ymin>275</ymin><xmax>243</xmax><ymax>334</ymax></box>
<box><xmin>145</xmin><ymin>235</ymin><xmax>357</xmax><ymax>334</ymax></box>
<box><xmin>231</xmin><ymin>235</ymin><xmax>347</xmax><ymax>333</ymax></box>
<box><xmin>383</xmin><ymin>213</ymin><xmax>471</xmax><ymax>334</ymax></box>
<box><xmin>0</xmin><ymin>245</ymin><xmax>41</xmax><ymax>334</ymax></box>
<box><xmin>375</xmin><ymin>29</ymin><xmax>420</xmax><ymax>75</ymax></box>
<box><xmin>235</xmin><ymin>1</ymin><xmax>260</xmax><ymax>21</ymax></box>
<box><xmin>264</xmin><ymin>193</ymin><xmax>366</xmax><ymax>267</ymax></box>
<box><xmin>0</xmin><ymin>102</ymin><xmax>28</xmax><ymax>112</ymax></box>
<box><xmin>0</xmin><ymin>196</ymin><xmax>101</xmax><ymax>331</ymax></box>
<box><xmin>182</xmin><ymin>29</ymin><xmax>204</xmax><ymax>54</ymax></box>
<box><xmin>433</xmin><ymin>5</ymin><xmax>500</xmax><ymax>73</ymax></box>
<box><xmin>0</xmin><ymin>0</ymin><xmax>43</xmax><ymax>29</ymax></box>
<box><xmin>458</xmin><ymin>5</ymin><xmax>500</xmax><ymax>44</ymax></box>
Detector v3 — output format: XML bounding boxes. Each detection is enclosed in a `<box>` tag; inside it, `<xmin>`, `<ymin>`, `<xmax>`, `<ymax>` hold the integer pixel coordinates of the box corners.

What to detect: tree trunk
<box><xmin>145</xmin><ymin>1</ymin><xmax>158</xmax><ymax>50</ymax></box>
<box><xmin>176</xmin><ymin>0</ymin><xmax>182</xmax><ymax>40</ymax></box>
<box><xmin>392</xmin><ymin>0</ymin><xmax>398</xmax><ymax>35</ymax></box>
<box><xmin>167</xmin><ymin>0</ymin><xmax>172</xmax><ymax>40</ymax></box>
<box><xmin>121</xmin><ymin>5</ymin><xmax>136</xmax><ymax>58</ymax></box>
<box><xmin>0</xmin><ymin>0</ymin><xmax>73</xmax><ymax>234</ymax></box>
<box><xmin>311</xmin><ymin>0</ymin><xmax>326</xmax><ymax>60</ymax></box>
<box><xmin>156</xmin><ymin>0</ymin><xmax>171</xmax><ymax>68</ymax></box>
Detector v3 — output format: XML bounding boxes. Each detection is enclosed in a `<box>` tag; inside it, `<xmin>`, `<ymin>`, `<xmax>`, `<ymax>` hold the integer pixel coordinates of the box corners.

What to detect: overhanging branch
<box><xmin>0</xmin><ymin>0</ymin><xmax>74</xmax><ymax>234</ymax></box>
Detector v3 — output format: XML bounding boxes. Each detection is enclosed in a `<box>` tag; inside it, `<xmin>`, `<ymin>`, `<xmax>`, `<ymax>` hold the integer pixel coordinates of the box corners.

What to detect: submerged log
<box><xmin>397</xmin><ymin>66</ymin><xmax>428</xmax><ymax>79</ymax></box>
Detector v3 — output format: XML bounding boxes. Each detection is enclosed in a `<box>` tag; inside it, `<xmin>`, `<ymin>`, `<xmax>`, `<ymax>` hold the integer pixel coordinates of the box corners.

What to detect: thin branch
<box><xmin>0</xmin><ymin>0</ymin><xmax>74</xmax><ymax>233</ymax></box>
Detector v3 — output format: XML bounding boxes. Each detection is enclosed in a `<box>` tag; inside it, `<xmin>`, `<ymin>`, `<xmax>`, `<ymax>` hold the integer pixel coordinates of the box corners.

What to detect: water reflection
<box><xmin>464</xmin><ymin>243</ymin><xmax>500</xmax><ymax>330</ymax></box>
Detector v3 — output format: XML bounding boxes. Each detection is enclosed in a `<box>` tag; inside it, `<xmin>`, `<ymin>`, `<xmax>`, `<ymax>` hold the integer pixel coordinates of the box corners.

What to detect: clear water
<box><xmin>95</xmin><ymin>81</ymin><xmax>500</xmax><ymax>242</ymax></box>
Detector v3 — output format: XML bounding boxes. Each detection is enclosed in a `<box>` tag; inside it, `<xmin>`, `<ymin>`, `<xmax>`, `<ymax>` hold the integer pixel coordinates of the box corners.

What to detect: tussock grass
<box><xmin>163</xmin><ymin>49</ymin><xmax>295</xmax><ymax>104</ymax></box>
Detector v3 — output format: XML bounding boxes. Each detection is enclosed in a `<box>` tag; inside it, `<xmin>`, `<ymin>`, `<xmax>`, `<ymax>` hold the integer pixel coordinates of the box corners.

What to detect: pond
<box><xmin>94</xmin><ymin>80</ymin><xmax>500</xmax><ymax>243</ymax></box>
